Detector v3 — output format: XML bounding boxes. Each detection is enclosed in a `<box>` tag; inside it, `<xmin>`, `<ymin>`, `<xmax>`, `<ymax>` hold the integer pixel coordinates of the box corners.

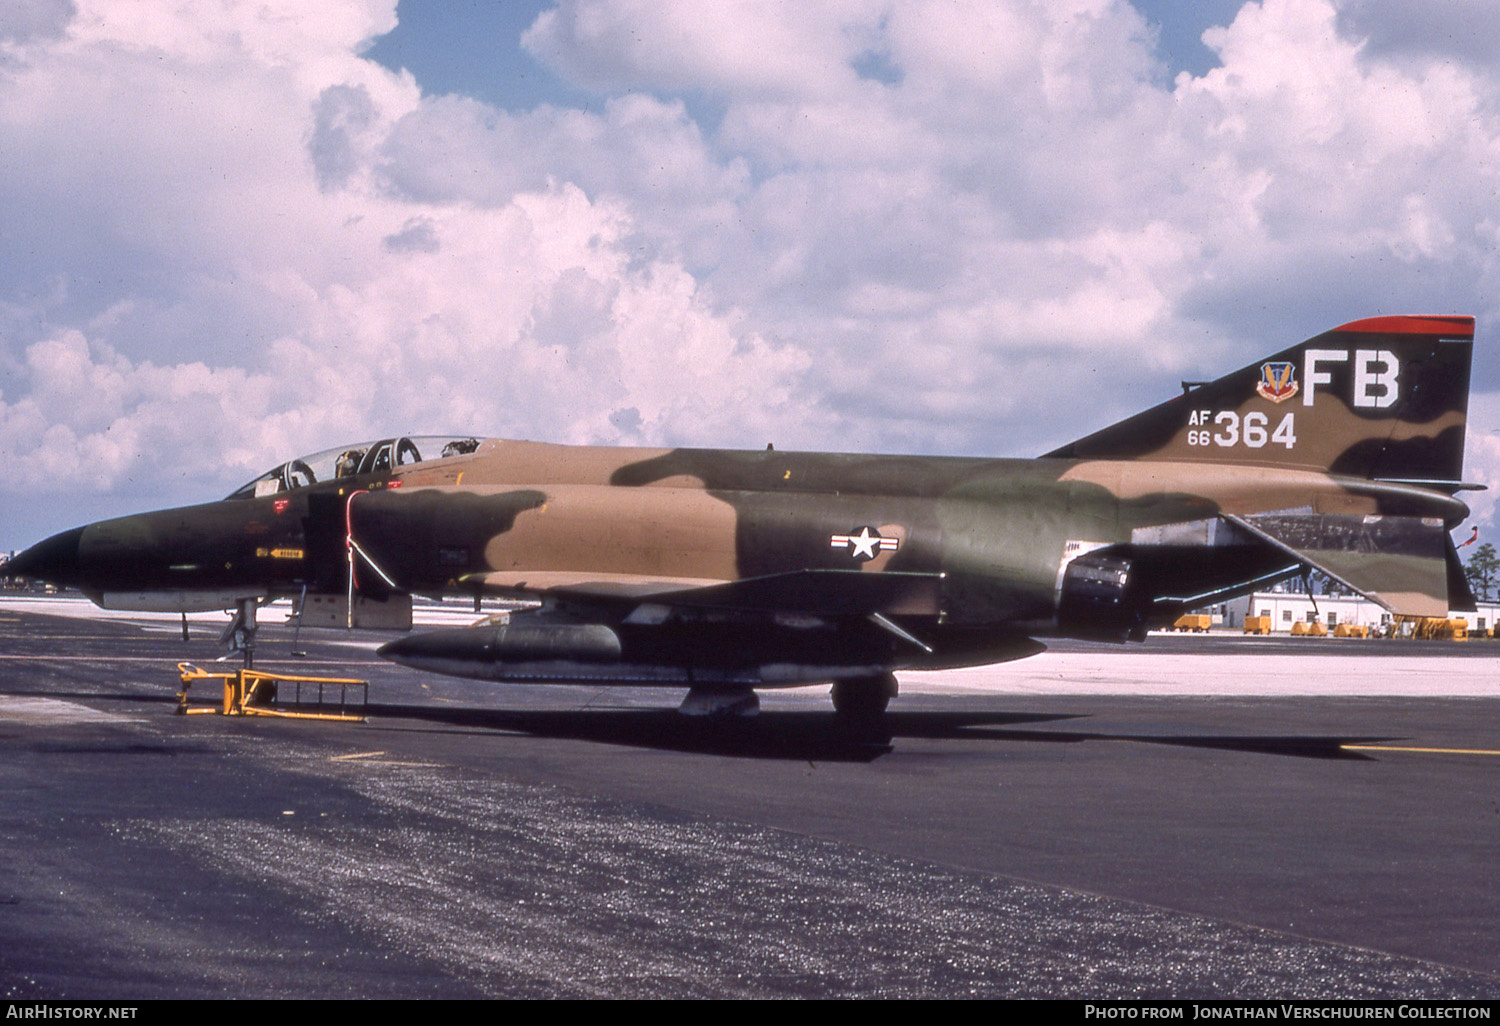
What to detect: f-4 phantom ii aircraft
<box><xmin>4</xmin><ymin>315</ymin><xmax>1480</xmax><ymax>717</ymax></box>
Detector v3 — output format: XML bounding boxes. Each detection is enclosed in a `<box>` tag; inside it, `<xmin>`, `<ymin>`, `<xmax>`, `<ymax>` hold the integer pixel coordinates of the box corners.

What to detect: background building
<box><xmin>1217</xmin><ymin>581</ymin><xmax>1499</xmax><ymax>634</ymax></box>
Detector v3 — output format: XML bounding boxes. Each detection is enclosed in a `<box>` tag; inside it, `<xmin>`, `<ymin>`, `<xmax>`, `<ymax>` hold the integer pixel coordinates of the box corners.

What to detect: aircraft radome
<box><xmin>4</xmin><ymin>315</ymin><xmax>1480</xmax><ymax>719</ymax></box>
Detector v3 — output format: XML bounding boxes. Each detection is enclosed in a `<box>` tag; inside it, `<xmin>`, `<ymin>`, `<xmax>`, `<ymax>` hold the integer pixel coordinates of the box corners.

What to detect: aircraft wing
<box><xmin>1224</xmin><ymin>513</ymin><xmax>1459</xmax><ymax>617</ymax></box>
<box><xmin>463</xmin><ymin>568</ymin><xmax>945</xmax><ymax>616</ymax></box>
<box><xmin>380</xmin><ymin>567</ymin><xmax>963</xmax><ymax>693</ymax></box>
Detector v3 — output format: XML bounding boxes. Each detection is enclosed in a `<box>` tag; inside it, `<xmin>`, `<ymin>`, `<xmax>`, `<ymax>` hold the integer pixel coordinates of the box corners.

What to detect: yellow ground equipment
<box><xmin>1332</xmin><ymin>623</ymin><xmax>1369</xmax><ymax>639</ymax></box>
<box><xmin>1242</xmin><ymin>616</ymin><xmax>1272</xmax><ymax>635</ymax></box>
<box><xmin>1419</xmin><ymin>618</ymin><xmax>1469</xmax><ymax>641</ymax></box>
<box><xmin>1171</xmin><ymin>614</ymin><xmax>1211</xmax><ymax>632</ymax></box>
<box><xmin>176</xmin><ymin>663</ymin><xmax>368</xmax><ymax>722</ymax></box>
<box><xmin>1389</xmin><ymin>616</ymin><xmax>1471</xmax><ymax>641</ymax></box>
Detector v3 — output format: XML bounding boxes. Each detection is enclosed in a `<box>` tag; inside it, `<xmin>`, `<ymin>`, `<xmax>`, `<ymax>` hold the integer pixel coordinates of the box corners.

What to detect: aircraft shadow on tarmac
<box><xmin>360</xmin><ymin>702</ymin><xmax>1396</xmax><ymax>763</ymax></box>
<box><xmin>0</xmin><ymin>684</ymin><xmax>1396</xmax><ymax>764</ymax></box>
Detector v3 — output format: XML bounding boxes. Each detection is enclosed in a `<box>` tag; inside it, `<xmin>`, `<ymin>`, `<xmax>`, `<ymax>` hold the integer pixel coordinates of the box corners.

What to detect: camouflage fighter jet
<box><xmin>4</xmin><ymin>315</ymin><xmax>1479</xmax><ymax>717</ymax></box>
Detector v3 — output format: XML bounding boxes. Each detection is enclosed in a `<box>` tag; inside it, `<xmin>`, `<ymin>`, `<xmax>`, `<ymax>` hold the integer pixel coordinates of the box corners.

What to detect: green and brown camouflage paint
<box><xmin>6</xmin><ymin>316</ymin><xmax>1477</xmax><ymax>691</ymax></box>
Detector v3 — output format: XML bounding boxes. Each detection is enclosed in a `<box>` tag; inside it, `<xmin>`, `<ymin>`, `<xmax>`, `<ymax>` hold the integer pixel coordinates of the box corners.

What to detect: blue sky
<box><xmin>364</xmin><ymin>0</ymin><xmax>1250</xmax><ymax>107</ymax></box>
<box><xmin>365</xmin><ymin>1</ymin><xmax>582</xmax><ymax>110</ymax></box>
<box><xmin>3</xmin><ymin>0</ymin><xmax>1500</xmax><ymax>545</ymax></box>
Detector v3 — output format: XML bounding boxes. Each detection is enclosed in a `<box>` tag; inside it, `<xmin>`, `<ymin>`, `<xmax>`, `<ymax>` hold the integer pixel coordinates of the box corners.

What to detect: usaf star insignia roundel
<box><xmin>830</xmin><ymin>526</ymin><xmax>899</xmax><ymax>561</ymax></box>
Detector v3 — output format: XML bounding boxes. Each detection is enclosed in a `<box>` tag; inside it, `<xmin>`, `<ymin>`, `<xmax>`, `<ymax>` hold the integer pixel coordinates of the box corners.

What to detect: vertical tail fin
<box><xmin>1047</xmin><ymin>315</ymin><xmax>1475</xmax><ymax>486</ymax></box>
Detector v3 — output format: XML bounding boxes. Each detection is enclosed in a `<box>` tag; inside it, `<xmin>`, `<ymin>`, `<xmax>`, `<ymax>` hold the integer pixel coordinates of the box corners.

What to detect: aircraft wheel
<box><xmin>830</xmin><ymin>672</ymin><xmax>897</xmax><ymax>719</ymax></box>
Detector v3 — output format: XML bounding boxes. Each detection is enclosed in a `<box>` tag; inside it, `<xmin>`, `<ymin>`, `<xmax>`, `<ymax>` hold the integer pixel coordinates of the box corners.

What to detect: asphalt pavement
<box><xmin>2</xmin><ymin>599</ymin><xmax>1498</xmax><ymax>998</ymax></box>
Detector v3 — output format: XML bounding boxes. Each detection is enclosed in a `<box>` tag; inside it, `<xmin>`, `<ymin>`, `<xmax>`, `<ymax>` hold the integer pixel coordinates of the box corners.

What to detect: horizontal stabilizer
<box><xmin>1226</xmin><ymin>513</ymin><xmax>1450</xmax><ymax>617</ymax></box>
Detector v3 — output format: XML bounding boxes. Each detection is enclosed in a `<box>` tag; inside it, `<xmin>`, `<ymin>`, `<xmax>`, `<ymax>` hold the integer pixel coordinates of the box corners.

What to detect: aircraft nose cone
<box><xmin>3</xmin><ymin>526</ymin><xmax>85</xmax><ymax>586</ymax></box>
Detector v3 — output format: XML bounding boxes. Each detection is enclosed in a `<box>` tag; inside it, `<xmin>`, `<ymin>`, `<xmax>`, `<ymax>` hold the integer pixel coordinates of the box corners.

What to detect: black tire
<box><xmin>830</xmin><ymin>672</ymin><xmax>897</xmax><ymax>718</ymax></box>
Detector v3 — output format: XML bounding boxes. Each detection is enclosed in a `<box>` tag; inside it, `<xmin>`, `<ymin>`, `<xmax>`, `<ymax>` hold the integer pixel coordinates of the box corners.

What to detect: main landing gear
<box><xmin>830</xmin><ymin>672</ymin><xmax>898</xmax><ymax>720</ymax></box>
<box><xmin>678</xmin><ymin>687</ymin><xmax>761</xmax><ymax>717</ymax></box>
<box><xmin>673</xmin><ymin>673</ymin><xmax>898</xmax><ymax>728</ymax></box>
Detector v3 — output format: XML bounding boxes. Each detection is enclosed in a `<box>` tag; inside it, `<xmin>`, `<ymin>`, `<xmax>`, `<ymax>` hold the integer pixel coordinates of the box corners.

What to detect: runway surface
<box><xmin>2</xmin><ymin>596</ymin><xmax>1499</xmax><ymax>998</ymax></box>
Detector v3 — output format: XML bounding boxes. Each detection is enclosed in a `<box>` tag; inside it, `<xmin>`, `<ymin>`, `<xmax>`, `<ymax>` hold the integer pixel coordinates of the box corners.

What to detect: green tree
<box><xmin>1464</xmin><ymin>542</ymin><xmax>1498</xmax><ymax>602</ymax></box>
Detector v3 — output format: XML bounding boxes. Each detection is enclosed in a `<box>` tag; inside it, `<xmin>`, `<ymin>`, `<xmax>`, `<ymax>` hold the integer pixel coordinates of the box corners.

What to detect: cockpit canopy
<box><xmin>227</xmin><ymin>436</ymin><xmax>482</xmax><ymax>499</ymax></box>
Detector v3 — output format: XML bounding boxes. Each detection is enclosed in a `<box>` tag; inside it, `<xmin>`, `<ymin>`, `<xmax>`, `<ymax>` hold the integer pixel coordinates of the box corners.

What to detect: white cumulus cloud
<box><xmin>2</xmin><ymin>0</ymin><xmax>1499</xmax><ymax>547</ymax></box>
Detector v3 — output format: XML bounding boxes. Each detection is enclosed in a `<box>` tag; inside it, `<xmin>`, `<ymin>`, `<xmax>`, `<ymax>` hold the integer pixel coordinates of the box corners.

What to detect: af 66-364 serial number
<box><xmin>1186</xmin><ymin>411</ymin><xmax>1297</xmax><ymax>449</ymax></box>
